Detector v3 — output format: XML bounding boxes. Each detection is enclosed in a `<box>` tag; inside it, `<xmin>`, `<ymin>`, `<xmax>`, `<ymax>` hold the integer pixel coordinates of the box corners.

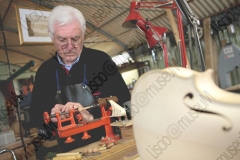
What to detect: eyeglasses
<box><xmin>57</xmin><ymin>39</ymin><xmax>82</xmax><ymax>49</ymax></box>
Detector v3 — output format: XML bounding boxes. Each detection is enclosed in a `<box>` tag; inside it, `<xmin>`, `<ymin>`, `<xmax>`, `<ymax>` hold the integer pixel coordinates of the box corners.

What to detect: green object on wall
<box><xmin>5</xmin><ymin>60</ymin><xmax>35</xmax><ymax>83</ymax></box>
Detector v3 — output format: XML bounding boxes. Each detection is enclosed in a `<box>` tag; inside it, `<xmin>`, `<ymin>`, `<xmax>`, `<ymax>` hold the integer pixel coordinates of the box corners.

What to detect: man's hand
<box><xmin>62</xmin><ymin>102</ymin><xmax>83</xmax><ymax>112</ymax></box>
<box><xmin>51</xmin><ymin>102</ymin><xmax>94</xmax><ymax>122</ymax></box>
<box><xmin>51</xmin><ymin>104</ymin><xmax>65</xmax><ymax>122</ymax></box>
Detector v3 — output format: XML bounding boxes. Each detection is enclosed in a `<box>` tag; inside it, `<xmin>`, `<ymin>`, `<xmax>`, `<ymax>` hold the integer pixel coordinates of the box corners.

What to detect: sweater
<box><xmin>29</xmin><ymin>46</ymin><xmax>130</xmax><ymax>153</ymax></box>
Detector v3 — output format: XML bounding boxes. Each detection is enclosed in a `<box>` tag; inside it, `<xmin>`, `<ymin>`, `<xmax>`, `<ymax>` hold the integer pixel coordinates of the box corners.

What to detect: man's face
<box><xmin>22</xmin><ymin>86</ymin><xmax>28</xmax><ymax>95</ymax></box>
<box><xmin>52</xmin><ymin>20</ymin><xmax>84</xmax><ymax>65</ymax></box>
<box><xmin>29</xmin><ymin>84</ymin><xmax>33</xmax><ymax>92</ymax></box>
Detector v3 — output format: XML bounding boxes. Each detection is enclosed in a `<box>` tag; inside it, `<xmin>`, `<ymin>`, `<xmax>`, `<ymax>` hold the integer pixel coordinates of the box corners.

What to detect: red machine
<box><xmin>43</xmin><ymin>96</ymin><xmax>120</xmax><ymax>143</ymax></box>
<box><xmin>122</xmin><ymin>1</ymin><xmax>188</xmax><ymax>68</ymax></box>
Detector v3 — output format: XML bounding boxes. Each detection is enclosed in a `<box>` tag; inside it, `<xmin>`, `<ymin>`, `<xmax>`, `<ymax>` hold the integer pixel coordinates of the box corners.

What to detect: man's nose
<box><xmin>66</xmin><ymin>40</ymin><xmax>74</xmax><ymax>50</ymax></box>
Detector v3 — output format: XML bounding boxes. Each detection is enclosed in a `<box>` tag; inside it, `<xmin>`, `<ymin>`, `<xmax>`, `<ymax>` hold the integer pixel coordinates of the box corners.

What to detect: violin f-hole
<box><xmin>183</xmin><ymin>93</ymin><xmax>232</xmax><ymax>132</ymax></box>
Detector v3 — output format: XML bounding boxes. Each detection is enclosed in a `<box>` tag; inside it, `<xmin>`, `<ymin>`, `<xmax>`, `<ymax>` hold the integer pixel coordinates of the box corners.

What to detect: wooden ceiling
<box><xmin>0</xmin><ymin>0</ymin><xmax>124</xmax><ymax>72</ymax></box>
<box><xmin>0</xmin><ymin>0</ymin><xmax>239</xmax><ymax>72</ymax></box>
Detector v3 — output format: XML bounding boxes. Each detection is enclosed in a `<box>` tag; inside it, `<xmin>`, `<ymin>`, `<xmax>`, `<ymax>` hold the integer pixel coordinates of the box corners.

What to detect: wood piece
<box><xmin>106</xmin><ymin>144</ymin><xmax>114</xmax><ymax>149</ymax></box>
<box><xmin>82</xmin><ymin>152</ymin><xmax>101</xmax><ymax>156</ymax></box>
<box><xmin>98</xmin><ymin>143</ymin><xmax>105</xmax><ymax>147</ymax></box>
<box><xmin>77</xmin><ymin>96</ymin><xmax>118</xmax><ymax>112</ymax></box>
<box><xmin>42</xmin><ymin>139</ymin><xmax>58</xmax><ymax>148</ymax></box>
<box><xmin>87</xmin><ymin>148</ymin><xmax>93</xmax><ymax>154</ymax></box>
<box><xmin>165</xmin><ymin>0</ymin><xmax>190</xmax><ymax>69</ymax></box>
<box><xmin>83</xmin><ymin>150</ymin><xmax>88</xmax><ymax>154</ymax></box>
<box><xmin>96</xmin><ymin>141</ymin><xmax>135</xmax><ymax>160</ymax></box>
<box><xmin>225</xmin><ymin>84</ymin><xmax>240</xmax><ymax>91</ymax></box>
<box><xmin>98</xmin><ymin>143</ymin><xmax>107</xmax><ymax>151</ymax></box>
<box><xmin>110</xmin><ymin>120</ymin><xmax>133</xmax><ymax>127</ymax></box>
<box><xmin>123</xmin><ymin>149</ymin><xmax>139</xmax><ymax>160</ymax></box>
<box><xmin>93</xmin><ymin>148</ymin><xmax>98</xmax><ymax>153</ymax></box>
<box><xmin>221</xmin><ymin>39</ymin><xmax>227</xmax><ymax>47</ymax></box>
<box><xmin>56</xmin><ymin>152</ymin><xmax>81</xmax><ymax>157</ymax></box>
<box><xmin>66</xmin><ymin>127</ymin><xmax>135</xmax><ymax>160</ymax></box>
<box><xmin>97</xmin><ymin>96</ymin><xmax>118</xmax><ymax>106</ymax></box>
<box><xmin>97</xmin><ymin>146</ymin><xmax>107</xmax><ymax>151</ymax></box>
<box><xmin>106</xmin><ymin>142</ymin><xmax>117</xmax><ymax>149</ymax></box>
<box><xmin>11</xmin><ymin>120</ymin><xmax>25</xmax><ymax>136</ymax></box>
<box><xmin>53</xmin><ymin>155</ymin><xmax>81</xmax><ymax>160</ymax></box>
<box><xmin>203</xmin><ymin>17</ymin><xmax>219</xmax><ymax>85</ymax></box>
<box><xmin>165</xmin><ymin>9</ymin><xmax>180</xmax><ymax>42</ymax></box>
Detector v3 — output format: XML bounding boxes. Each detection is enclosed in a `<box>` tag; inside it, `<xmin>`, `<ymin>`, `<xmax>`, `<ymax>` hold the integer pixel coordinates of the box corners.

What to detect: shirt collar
<box><xmin>57</xmin><ymin>53</ymin><xmax>80</xmax><ymax>70</ymax></box>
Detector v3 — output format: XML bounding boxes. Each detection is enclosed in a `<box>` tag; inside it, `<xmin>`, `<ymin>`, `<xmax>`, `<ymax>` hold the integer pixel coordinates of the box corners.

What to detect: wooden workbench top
<box><xmin>0</xmin><ymin>137</ymin><xmax>36</xmax><ymax>160</ymax></box>
<box><xmin>69</xmin><ymin>126</ymin><xmax>140</xmax><ymax>160</ymax></box>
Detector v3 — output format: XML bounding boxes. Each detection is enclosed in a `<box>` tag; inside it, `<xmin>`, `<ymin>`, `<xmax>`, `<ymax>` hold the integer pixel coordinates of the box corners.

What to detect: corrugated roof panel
<box><xmin>100</xmin><ymin>12</ymin><xmax>130</xmax><ymax>36</ymax></box>
<box><xmin>90</xmin><ymin>41</ymin><xmax>123</xmax><ymax>56</ymax></box>
<box><xmin>117</xmin><ymin>29</ymin><xmax>146</xmax><ymax>46</ymax></box>
<box><xmin>1</xmin><ymin>0</ymin><xmax>240</xmax><ymax>69</ymax></box>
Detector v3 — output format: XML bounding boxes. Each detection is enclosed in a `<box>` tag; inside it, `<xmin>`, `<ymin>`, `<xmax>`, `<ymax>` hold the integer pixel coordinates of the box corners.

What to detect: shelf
<box><xmin>118</xmin><ymin>61</ymin><xmax>149</xmax><ymax>73</ymax></box>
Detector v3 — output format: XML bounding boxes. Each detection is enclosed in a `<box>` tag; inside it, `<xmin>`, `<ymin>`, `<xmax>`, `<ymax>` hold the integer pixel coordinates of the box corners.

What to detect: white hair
<box><xmin>48</xmin><ymin>5</ymin><xmax>86</xmax><ymax>38</ymax></box>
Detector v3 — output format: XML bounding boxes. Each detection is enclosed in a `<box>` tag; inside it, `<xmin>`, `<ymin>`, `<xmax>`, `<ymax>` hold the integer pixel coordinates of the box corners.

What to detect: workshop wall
<box><xmin>212</xmin><ymin>12</ymin><xmax>240</xmax><ymax>86</ymax></box>
<box><xmin>134</xmin><ymin>10</ymin><xmax>240</xmax><ymax>88</ymax></box>
<box><xmin>121</xmin><ymin>69</ymin><xmax>139</xmax><ymax>86</ymax></box>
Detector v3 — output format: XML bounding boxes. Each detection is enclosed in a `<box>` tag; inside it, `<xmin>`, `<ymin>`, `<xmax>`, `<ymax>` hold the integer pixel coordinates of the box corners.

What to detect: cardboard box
<box><xmin>0</xmin><ymin>130</ymin><xmax>16</xmax><ymax>146</ymax></box>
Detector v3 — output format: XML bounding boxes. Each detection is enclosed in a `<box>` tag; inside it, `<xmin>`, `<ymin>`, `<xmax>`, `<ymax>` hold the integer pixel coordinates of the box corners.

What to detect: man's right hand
<box><xmin>51</xmin><ymin>103</ymin><xmax>94</xmax><ymax>122</ymax></box>
<box><xmin>51</xmin><ymin>104</ymin><xmax>66</xmax><ymax>122</ymax></box>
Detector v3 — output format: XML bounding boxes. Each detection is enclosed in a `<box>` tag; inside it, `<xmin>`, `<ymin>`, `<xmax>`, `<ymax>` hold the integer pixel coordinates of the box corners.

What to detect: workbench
<box><xmin>68</xmin><ymin>126</ymin><xmax>140</xmax><ymax>160</ymax></box>
<box><xmin>0</xmin><ymin>137</ymin><xmax>36</xmax><ymax>160</ymax></box>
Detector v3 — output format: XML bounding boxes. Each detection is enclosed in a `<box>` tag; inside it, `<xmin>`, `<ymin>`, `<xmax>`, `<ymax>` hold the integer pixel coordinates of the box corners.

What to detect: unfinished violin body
<box><xmin>131</xmin><ymin>67</ymin><xmax>240</xmax><ymax>160</ymax></box>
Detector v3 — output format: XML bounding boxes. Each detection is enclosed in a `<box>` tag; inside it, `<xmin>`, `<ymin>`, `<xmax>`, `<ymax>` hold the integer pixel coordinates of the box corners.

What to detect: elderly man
<box><xmin>29</xmin><ymin>5</ymin><xmax>130</xmax><ymax>158</ymax></box>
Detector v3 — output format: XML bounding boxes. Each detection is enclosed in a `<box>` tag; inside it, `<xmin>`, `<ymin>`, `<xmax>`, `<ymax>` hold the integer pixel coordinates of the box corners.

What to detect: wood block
<box><xmin>53</xmin><ymin>155</ymin><xmax>81</xmax><ymax>160</ymax></box>
<box><xmin>123</xmin><ymin>149</ymin><xmax>139</xmax><ymax>160</ymax></box>
<box><xmin>110</xmin><ymin>120</ymin><xmax>132</xmax><ymax>127</ymax></box>
<box><xmin>56</xmin><ymin>152</ymin><xmax>81</xmax><ymax>157</ymax></box>
<box><xmin>43</xmin><ymin>139</ymin><xmax>58</xmax><ymax>148</ymax></box>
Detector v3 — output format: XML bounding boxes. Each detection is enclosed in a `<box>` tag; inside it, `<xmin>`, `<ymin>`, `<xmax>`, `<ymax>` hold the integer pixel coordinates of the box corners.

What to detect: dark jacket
<box><xmin>20</xmin><ymin>92</ymin><xmax>32</xmax><ymax>109</ymax></box>
<box><xmin>29</xmin><ymin>46</ymin><xmax>130</xmax><ymax>152</ymax></box>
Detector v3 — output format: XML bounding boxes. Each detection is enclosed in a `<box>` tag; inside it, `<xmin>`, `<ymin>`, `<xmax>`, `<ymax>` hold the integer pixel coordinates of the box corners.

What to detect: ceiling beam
<box><xmin>47</xmin><ymin>1</ymin><xmax>165</xmax><ymax>12</ymax></box>
<box><xmin>0</xmin><ymin>60</ymin><xmax>22</xmax><ymax>68</ymax></box>
<box><xmin>4</xmin><ymin>27</ymin><xmax>18</xmax><ymax>33</ymax></box>
<box><xmin>85</xmin><ymin>9</ymin><xmax>128</xmax><ymax>48</ymax></box>
<box><xmin>30</xmin><ymin>0</ymin><xmax>54</xmax><ymax>9</ymax></box>
<box><xmin>90</xmin><ymin>11</ymin><xmax>167</xmax><ymax>49</ymax></box>
<box><xmin>86</xmin><ymin>21</ymin><xmax>126</xmax><ymax>50</ymax></box>
<box><xmin>0</xmin><ymin>47</ymin><xmax>45</xmax><ymax>62</ymax></box>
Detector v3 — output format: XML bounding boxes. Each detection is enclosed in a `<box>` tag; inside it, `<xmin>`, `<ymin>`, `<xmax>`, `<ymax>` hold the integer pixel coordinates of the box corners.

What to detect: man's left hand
<box><xmin>62</xmin><ymin>102</ymin><xmax>84</xmax><ymax>112</ymax></box>
<box><xmin>62</xmin><ymin>102</ymin><xmax>94</xmax><ymax>122</ymax></box>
